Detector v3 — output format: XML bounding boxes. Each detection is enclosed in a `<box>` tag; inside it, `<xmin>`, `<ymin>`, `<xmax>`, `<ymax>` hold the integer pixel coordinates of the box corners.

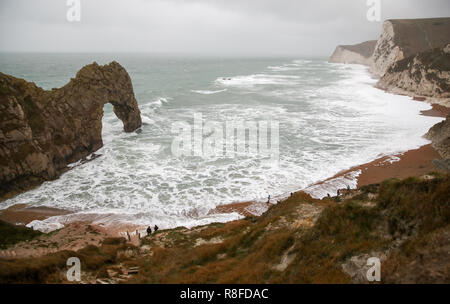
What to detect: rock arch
<box><xmin>0</xmin><ymin>62</ymin><xmax>142</xmax><ymax>199</ymax></box>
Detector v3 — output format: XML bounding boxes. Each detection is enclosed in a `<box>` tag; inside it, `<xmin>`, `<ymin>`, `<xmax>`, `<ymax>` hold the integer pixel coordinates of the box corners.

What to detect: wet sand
<box><xmin>356</xmin><ymin>144</ymin><xmax>442</xmax><ymax>186</ymax></box>
<box><xmin>0</xmin><ymin>204</ymin><xmax>72</xmax><ymax>225</ymax></box>
<box><xmin>333</xmin><ymin>102</ymin><xmax>447</xmax><ymax>187</ymax></box>
<box><xmin>211</xmin><ymin>201</ymin><xmax>272</xmax><ymax>217</ymax></box>
<box><xmin>420</xmin><ymin>103</ymin><xmax>450</xmax><ymax>118</ymax></box>
<box><xmin>212</xmin><ymin>201</ymin><xmax>255</xmax><ymax>217</ymax></box>
<box><xmin>325</xmin><ymin>144</ymin><xmax>442</xmax><ymax>188</ymax></box>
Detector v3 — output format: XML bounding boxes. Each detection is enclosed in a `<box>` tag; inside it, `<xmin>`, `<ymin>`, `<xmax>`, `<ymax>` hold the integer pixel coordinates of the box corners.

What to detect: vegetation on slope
<box><xmin>0</xmin><ymin>220</ymin><xmax>42</xmax><ymax>249</ymax></box>
<box><xmin>0</xmin><ymin>237</ymin><xmax>136</xmax><ymax>283</ymax></box>
<box><xmin>0</xmin><ymin>174</ymin><xmax>448</xmax><ymax>283</ymax></box>
<box><xmin>129</xmin><ymin>174</ymin><xmax>449</xmax><ymax>283</ymax></box>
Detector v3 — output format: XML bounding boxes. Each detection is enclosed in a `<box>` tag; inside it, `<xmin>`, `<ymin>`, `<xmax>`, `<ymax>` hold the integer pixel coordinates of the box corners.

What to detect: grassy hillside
<box><xmin>0</xmin><ymin>220</ymin><xmax>42</xmax><ymax>249</ymax></box>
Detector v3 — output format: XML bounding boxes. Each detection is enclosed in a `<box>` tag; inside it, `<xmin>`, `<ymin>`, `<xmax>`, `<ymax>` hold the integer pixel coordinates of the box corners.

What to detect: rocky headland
<box><xmin>330</xmin><ymin>18</ymin><xmax>450</xmax><ymax>82</ymax></box>
<box><xmin>377</xmin><ymin>44</ymin><xmax>450</xmax><ymax>103</ymax></box>
<box><xmin>329</xmin><ymin>17</ymin><xmax>450</xmax><ymax>162</ymax></box>
<box><xmin>371</xmin><ymin>18</ymin><xmax>450</xmax><ymax>77</ymax></box>
<box><xmin>0</xmin><ymin>62</ymin><xmax>142</xmax><ymax>200</ymax></box>
<box><xmin>329</xmin><ymin>40</ymin><xmax>377</xmax><ymax>66</ymax></box>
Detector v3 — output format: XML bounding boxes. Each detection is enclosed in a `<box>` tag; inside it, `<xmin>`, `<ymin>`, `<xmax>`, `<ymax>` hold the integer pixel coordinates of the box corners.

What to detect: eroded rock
<box><xmin>377</xmin><ymin>44</ymin><xmax>450</xmax><ymax>102</ymax></box>
<box><xmin>329</xmin><ymin>40</ymin><xmax>377</xmax><ymax>66</ymax></box>
<box><xmin>0</xmin><ymin>61</ymin><xmax>142</xmax><ymax>199</ymax></box>
<box><xmin>371</xmin><ymin>18</ymin><xmax>450</xmax><ymax>76</ymax></box>
<box><xmin>426</xmin><ymin>114</ymin><xmax>450</xmax><ymax>159</ymax></box>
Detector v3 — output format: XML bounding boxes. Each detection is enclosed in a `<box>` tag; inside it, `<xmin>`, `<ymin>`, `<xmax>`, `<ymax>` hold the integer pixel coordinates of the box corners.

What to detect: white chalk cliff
<box><xmin>329</xmin><ymin>40</ymin><xmax>377</xmax><ymax>66</ymax></box>
<box><xmin>371</xmin><ymin>18</ymin><xmax>450</xmax><ymax>76</ymax></box>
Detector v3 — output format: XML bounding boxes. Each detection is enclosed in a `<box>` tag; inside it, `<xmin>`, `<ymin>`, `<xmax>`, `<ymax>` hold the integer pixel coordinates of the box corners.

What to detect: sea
<box><xmin>0</xmin><ymin>53</ymin><xmax>444</xmax><ymax>232</ymax></box>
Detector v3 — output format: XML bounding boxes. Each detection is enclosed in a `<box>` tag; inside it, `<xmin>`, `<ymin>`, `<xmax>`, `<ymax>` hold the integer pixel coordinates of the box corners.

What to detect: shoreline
<box><xmin>213</xmin><ymin>144</ymin><xmax>443</xmax><ymax>217</ymax></box>
<box><xmin>212</xmin><ymin>101</ymin><xmax>448</xmax><ymax>216</ymax></box>
<box><xmin>1</xmin><ymin>139</ymin><xmax>442</xmax><ymax>233</ymax></box>
<box><xmin>1</xmin><ymin>82</ymin><xmax>448</xmax><ymax>240</ymax></box>
<box><xmin>316</xmin><ymin>143</ymin><xmax>441</xmax><ymax>190</ymax></box>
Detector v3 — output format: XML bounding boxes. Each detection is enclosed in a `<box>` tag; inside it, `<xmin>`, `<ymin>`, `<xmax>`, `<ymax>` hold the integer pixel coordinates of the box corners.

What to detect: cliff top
<box><xmin>337</xmin><ymin>40</ymin><xmax>377</xmax><ymax>58</ymax></box>
<box><xmin>386</xmin><ymin>17</ymin><xmax>450</xmax><ymax>58</ymax></box>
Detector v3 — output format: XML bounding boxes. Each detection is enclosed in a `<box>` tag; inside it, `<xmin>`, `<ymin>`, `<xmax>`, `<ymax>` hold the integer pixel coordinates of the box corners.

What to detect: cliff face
<box><xmin>0</xmin><ymin>62</ymin><xmax>142</xmax><ymax>199</ymax></box>
<box><xmin>372</xmin><ymin>18</ymin><xmax>450</xmax><ymax>76</ymax></box>
<box><xmin>377</xmin><ymin>44</ymin><xmax>450</xmax><ymax>102</ymax></box>
<box><xmin>329</xmin><ymin>40</ymin><xmax>377</xmax><ymax>66</ymax></box>
<box><xmin>426</xmin><ymin>115</ymin><xmax>450</xmax><ymax>159</ymax></box>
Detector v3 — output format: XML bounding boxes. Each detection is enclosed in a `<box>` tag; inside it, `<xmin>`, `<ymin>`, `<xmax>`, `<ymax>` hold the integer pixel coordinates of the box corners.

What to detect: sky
<box><xmin>0</xmin><ymin>0</ymin><xmax>449</xmax><ymax>56</ymax></box>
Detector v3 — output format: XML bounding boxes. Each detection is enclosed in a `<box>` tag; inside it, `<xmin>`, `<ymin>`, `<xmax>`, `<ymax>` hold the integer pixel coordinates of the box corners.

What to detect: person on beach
<box><xmin>267</xmin><ymin>195</ymin><xmax>271</xmax><ymax>203</ymax></box>
<box><xmin>337</xmin><ymin>189</ymin><xmax>340</xmax><ymax>196</ymax></box>
<box><xmin>146</xmin><ymin>226</ymin><xmax>152</xmax><ymax>236</ymax></box>
<box><xmin>154</xmin><ymin>225</ymin><xmax>159</xmax><ymax>233</ymax></box>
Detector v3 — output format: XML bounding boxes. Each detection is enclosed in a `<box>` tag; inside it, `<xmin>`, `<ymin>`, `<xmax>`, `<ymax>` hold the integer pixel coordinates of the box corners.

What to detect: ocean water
<box><xmin>0</xmin><ymin>53</ymin><xmax>444</xmax><ymax>232</ymax></box>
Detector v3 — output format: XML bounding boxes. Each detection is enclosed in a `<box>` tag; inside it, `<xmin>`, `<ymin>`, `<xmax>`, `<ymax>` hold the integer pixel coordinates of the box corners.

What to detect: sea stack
<box><xmin>0</xmin><ymin>61</ymin><xmax>142</xmax><ymax>199</ymax></box>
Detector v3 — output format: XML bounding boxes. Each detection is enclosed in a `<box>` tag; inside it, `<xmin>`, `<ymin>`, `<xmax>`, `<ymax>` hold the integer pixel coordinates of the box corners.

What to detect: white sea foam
<box><xmin>215</xmin><ymin>74</ymin><xmax>300</xmax><ymax>87</ymax></box>
<box><xmin>191</xmin><ymin>89</ymin><xmax>227</xmax><ymax>95</ymax></box>
<box><xmin>268</xmin><ymin>65</ymin><xmax>301</xmax><ymax>72</ymax></box>
<box><xmin>148</xmin><ymin>97</ymin><xmax>171</xmax><ymax>108</ymax></box>
<box><xmin>266</xmin><ymin>59</ymin><xmax>313</xmax><ymax>72</ymax></box>
<box><xmin>26</xmin><ymin>220</ymin><xmax>64</xmax><ymax>233</ymax></box>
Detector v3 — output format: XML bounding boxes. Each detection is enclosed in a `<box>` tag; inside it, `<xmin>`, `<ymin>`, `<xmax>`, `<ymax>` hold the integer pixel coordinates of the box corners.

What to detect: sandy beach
<box><xmin>322</xmin><ymin>143</ymin><xmax>442</xmax><ymax>189</ymax></box>
<box><xmin>210</xmin><ymin>144</ymin><xmax>443</xmax><ymax>217</ymax></box>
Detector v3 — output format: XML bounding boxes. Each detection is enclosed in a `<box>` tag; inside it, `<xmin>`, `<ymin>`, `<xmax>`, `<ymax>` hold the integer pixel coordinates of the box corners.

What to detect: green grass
<box><xmin>0</xmin><ymin>237</ymin><xmax>136</xmax><ymax>283</ymax></box>
<box><xmin>0</xmin><ymin>220</ymin><xmax>42</xmax><ymax>249</ymax></box>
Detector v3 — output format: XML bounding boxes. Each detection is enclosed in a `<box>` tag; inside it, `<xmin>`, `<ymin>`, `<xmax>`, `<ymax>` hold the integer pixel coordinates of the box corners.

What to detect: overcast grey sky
<box><xmin>0</xmin><ymin>0</ymin><xmax>449</xmax><ymax>56</ymax></box>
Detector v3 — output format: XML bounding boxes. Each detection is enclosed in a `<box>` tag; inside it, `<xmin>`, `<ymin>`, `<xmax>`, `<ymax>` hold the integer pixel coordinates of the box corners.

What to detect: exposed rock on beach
<box><xmin>377</xmin><ymin>44</ymin><xmax>450</xmax><ymax>103</ymax></box>
<box><xmin>426</xmin><ymin>115</ymin><xmax>450</xmax><ymax>160</ymax></box>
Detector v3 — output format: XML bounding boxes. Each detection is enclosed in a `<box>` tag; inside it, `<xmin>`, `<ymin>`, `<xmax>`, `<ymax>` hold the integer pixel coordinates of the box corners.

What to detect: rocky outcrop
<box><xmin>329</xmin><ymin>40</ymin><xmax>377</xmax><ymax>66</ymax></box>
<box><xmin>377</xmin><ymin>44</ymin><xmax>450</xmax><ymax>102</ymax></box>
<box><xmin>0</xmin><ymin>62</ymin><xmax>142</xmax><ymax>200</ymax></box>
<box><xmin>371</xmin><ymin>18</ymin><xmax>450</xmax><ymax>76</ymax></box>
<box><xmin>426</xmin><ymin>115</ymin><xmax>450</xmax><ymax>159</ymax></box>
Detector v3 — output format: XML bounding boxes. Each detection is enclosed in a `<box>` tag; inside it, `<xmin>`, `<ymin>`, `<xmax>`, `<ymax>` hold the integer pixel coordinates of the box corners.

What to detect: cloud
<box><xmin>0</xmin><ymin>0</ymin><xmax>449</xmax><ymax>55</ymax></box>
